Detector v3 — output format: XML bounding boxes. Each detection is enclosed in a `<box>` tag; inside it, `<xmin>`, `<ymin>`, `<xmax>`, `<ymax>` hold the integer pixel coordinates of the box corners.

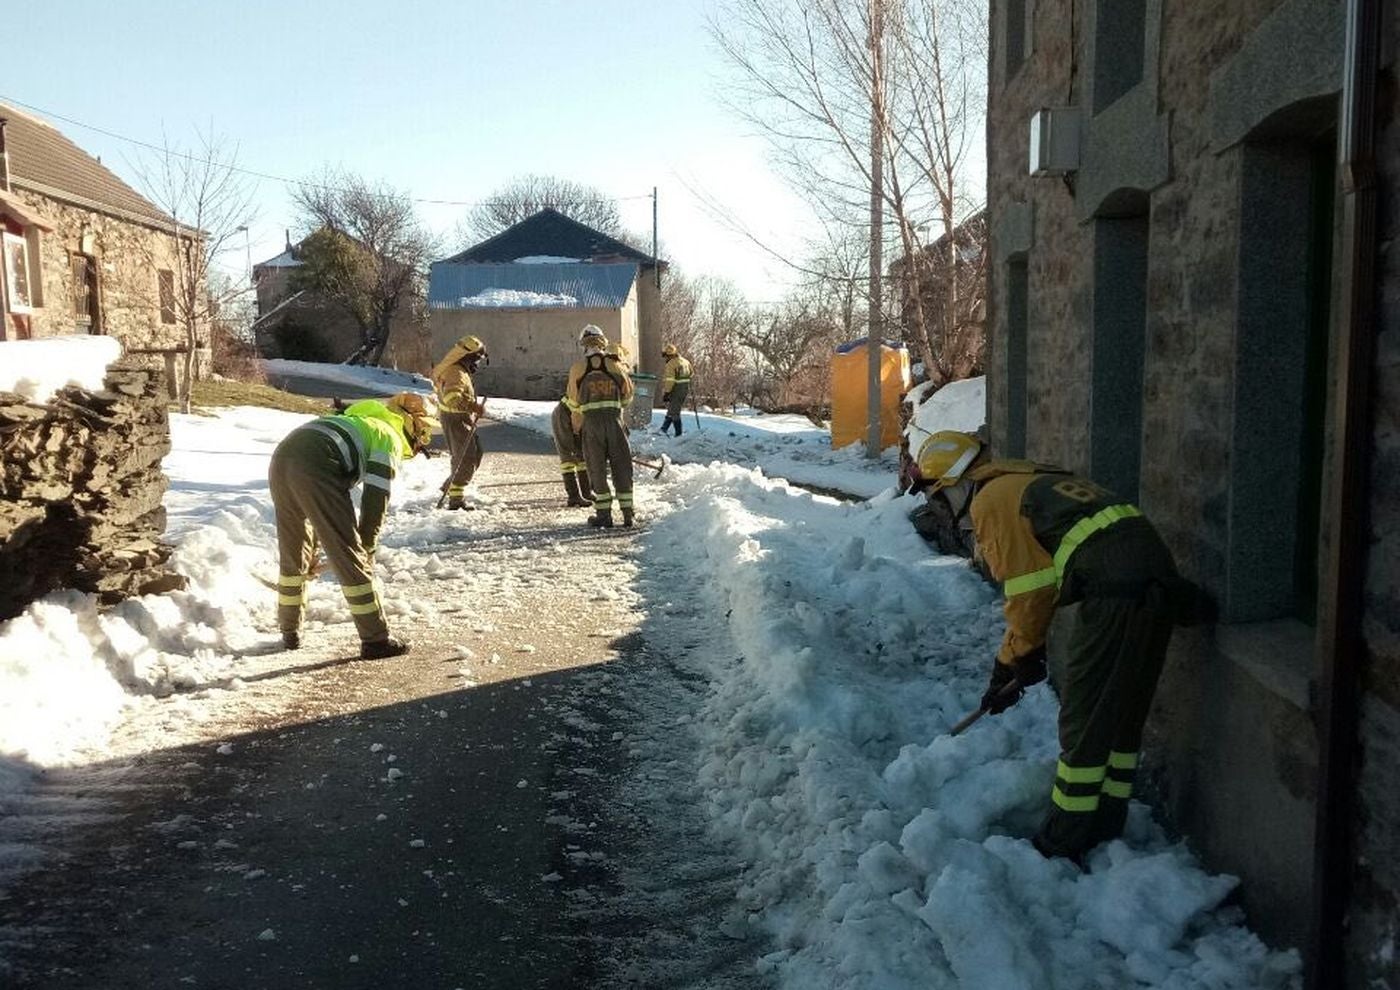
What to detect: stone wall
<box><xmin>0</xmin><ymin>361</ymin><xmax>180</xmax><ymax>621</ymax></box>
<box><xmin>987</xmin><ymin>0</ymin><xmax>1400</xmax><ymax>976</ymax></box>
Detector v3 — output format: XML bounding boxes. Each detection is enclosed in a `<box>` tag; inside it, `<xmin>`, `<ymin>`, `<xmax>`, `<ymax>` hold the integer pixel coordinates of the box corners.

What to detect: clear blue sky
<box><xmin>7</xmin><ymin>0</ymin><xmax>812</xmax><ymax>298</ymax></box>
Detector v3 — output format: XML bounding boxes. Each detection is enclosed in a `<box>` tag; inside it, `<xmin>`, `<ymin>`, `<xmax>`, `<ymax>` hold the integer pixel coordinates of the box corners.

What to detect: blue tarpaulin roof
<box><xmin>428</xmin><ymin>262</ymin><xmax>639</xmax><ymax>310</ymax></box>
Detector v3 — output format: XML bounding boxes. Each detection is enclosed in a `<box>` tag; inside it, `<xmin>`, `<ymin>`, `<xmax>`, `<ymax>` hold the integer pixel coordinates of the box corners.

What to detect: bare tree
<box><xmin>291</xmin><ymin>169</ymin><xmax>435</xmax><ymax>366</ymax></box>
<box><xmin>710</xmin><ymin>0</ymin><xmax>987</xmax><ymax>379</ymax></box>
<box><xmin>135</xmin><ymin>130</ymin><xmax>256</xmax><ymax>413</ymax></box>
<box><xmin>741</xmin><ymin>293</ymin><xmax>842</xmax><ymax>411</ymax></box>
<box><xmin>459</xmin><ymin>175</ymin><xmax>623</xmax><ymax>245</ymax></box>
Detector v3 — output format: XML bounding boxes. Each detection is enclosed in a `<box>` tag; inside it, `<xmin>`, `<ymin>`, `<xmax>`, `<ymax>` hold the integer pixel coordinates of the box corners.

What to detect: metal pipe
<box><xmin>1306</xmin><ymin>0</ymin><xmax>1382</xmax><ymax>985</ymax></box>
<box><xmin>0</xmin><ymin>118</ymin><xmax>10</xmax><ymax>192</ymax></box>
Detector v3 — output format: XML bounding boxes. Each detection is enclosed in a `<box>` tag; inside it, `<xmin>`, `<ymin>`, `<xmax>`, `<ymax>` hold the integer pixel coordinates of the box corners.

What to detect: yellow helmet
<box><xmin>661</xmin><ymin>343</ymin><xmax>678</xmax><ymax>358</ymax></box>
<box><xmin>384</xmin><ymin>391</ymin><xmax>440</xmax><ymax>454</ymax></box>
<box><xmin>456</xmin><ymin>334</ymin><xmax>485</xmax><ymax>355</ymax></box>
<box><xmin>579</xmin><ymin>324</ymin><xmax>607</xmax><ymax>346</ymax></box>
<box><xmin>915</xmin><ymin>431</ymin><xmax>983</xmax><ymax>491</ymax></box>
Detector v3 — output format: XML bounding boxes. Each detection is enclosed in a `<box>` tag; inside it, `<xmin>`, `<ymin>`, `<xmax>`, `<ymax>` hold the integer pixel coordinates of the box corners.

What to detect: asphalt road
<box><xmin>0</xmin><ymin>422</ymin><xmax>767</xmax><ymax>989</ymax></box>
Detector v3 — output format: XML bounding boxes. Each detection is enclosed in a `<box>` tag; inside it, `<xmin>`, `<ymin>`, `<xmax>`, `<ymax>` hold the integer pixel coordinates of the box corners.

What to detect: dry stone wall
<box><xmin>0</xmin><ymin>360</ymin><xmax>181</xmax><ymax>620</ymax></box>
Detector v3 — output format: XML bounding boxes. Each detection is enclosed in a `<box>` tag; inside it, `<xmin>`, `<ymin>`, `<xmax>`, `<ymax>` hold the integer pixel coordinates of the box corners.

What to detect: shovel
<box><xmin>947</xmin><ymin>678</ymin><xmax>1023</xmax><ymax>737</ymax></box>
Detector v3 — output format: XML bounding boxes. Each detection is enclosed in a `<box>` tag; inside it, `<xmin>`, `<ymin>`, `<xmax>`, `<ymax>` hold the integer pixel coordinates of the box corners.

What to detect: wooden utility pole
<box><xmin>866</xmin><ymin>0</ymin><xmax>885</xmax><ymax>457</ymax></box>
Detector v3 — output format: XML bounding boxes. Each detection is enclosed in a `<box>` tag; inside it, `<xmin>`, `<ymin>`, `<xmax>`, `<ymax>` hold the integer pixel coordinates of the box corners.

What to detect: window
<box><xmin>1089</xmin><ymin>209</ymin><xmax>1149</xmax><ymax>501</ymax></box>
<box><xmin>71</xmin><ymin>253</ymin><xmax>100</xmax><ymax>332</ymax></box>
<box><xmin>1093</xmin><ymin>0</ymin><xmax>1147</xmax><ymax>114</ymax></box>
<box><xmin>1005</xmin><ymin>256</ymin><xmax>1029</xmax><ymax>458</ymax></box>
<box><xmin>1005</xmin><ymin>0</ymin><xmax>1030</xmax><ymax>80</ymax></box>
<box><xmin>3</xmin><ymin>232</ymin><xmax>33</xmax><ymax>314</ymax></box>
<box><xmin>1229</xmin><ymin>132</ymin><xmax>1336</xmax><ymax>623</ymax></box>
<box><xmin>158</xmin><ymin>268</ymin><xmax>176</xmax><ymax>324</ymax></box>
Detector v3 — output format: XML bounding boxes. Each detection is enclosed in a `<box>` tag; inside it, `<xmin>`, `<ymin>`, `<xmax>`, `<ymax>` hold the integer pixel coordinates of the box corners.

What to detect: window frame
<box><xmin>158</xmin><ymin>267</ymin><xmax>177</xmax><ymax>325</ymax></box>
<box><xmin>3</xmin><ymin>231</ymin><xmax>35</xmax><ymax>315</ymax></box>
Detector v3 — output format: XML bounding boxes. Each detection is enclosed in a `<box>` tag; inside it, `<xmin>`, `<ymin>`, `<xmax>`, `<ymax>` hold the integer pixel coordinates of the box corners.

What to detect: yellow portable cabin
<box><xmin>830</xmin><ymin>338</ymin><xmax>911</xmax><ymax>451</ymax></box>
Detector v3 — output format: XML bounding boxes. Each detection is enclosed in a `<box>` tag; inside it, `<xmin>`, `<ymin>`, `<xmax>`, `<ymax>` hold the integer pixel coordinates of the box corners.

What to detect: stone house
<box><xmin>0</xmin><ymin>103</ymin><xmax>204</xmax><ymax>388</ymax></box>
<box><xmin>985</xmin><ymin>0</ymin><xmax>1396</xmax><ymax>984</ymax></box>
<box><xmin>426</xmin><ymin>209</ymin><xmax>664</xmax><ymax>399</ymax></box>
<box><xmin>251</xmin><ymin>232</ymin><xmax>431</xmax><ymax>373</ymax></box>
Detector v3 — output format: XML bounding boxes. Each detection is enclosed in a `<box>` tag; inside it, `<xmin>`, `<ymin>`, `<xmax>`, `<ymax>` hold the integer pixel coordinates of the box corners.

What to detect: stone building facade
<box><xmin>0</xmin><ymin>104</ymin><xmax>204</xmax><ymax>389</ymax></box>
<box><xmin>986</xmin><ymin>0</ymin><xmax>1397</xmax><ymax>983</ymax></box>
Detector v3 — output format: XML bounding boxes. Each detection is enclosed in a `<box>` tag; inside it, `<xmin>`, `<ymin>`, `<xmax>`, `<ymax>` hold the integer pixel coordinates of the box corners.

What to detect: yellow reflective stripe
<box><xmin>1004</xmin><ymin>567</ymin><xmax>1058</xmax><ymax>597</ymax></box>
<box><xmin>278</xmin><ymin>594</ymin><xmax>305</xmax><ymax>606</ymax></box>
<box><xmin>1051</xmin><ymin>786</ymin><xmax>1100</xmax><ymax>813</ymax></box>
<box><xmin>279</xmin><ymin>575</ymin><xmax>304</xmax><ymax>587</ymax></box>
<box><xmin>1108</xmin><ymin>751</ymin><xmax>1139</xmax><ymax>770</ymax></box>
<box><xmin>1102</xmin><ymin>779</ymin><xmax>1133</xmax><ymax>799</ymax></box>
<box><xmin>342</xmin><ymin>582</ymin><xmax>374</xmax><ymax>596</ymax></box>
<box><xmin>578</xmin><ymin>400</ymin><xmax>625</xmax><ymax>411</ymax></box>
<box><xmin>1053</xmin><ymin>504</ymin><xmax>1143</xmax><ymax>579</ymax></box>
<box><xmin>348</xmin><ymin>600</ymin><xmax>382</xmax><ymax>615</ymax></box>
<box><xmin>1057</xmin><ymin>761</ymin><xmax>1106</xmax><ymax>784</ymax></box>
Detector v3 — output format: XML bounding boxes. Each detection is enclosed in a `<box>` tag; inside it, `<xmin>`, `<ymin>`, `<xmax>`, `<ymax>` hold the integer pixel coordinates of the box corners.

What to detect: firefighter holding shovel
<box><xmin>268</xmin><ymin>393</ymin><xmax>438</xmax><ymax>660</ymax></box>
<box><xmin>911</xmin><ymin>430</ymin><xmax>1212</xmax><ymax>862</ymax></box>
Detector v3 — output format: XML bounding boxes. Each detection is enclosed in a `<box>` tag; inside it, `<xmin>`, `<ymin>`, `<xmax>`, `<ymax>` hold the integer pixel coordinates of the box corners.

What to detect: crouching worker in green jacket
<box><xmin>268</xmin><ymin>392</ymin><xmax>438</xmax><ymax>659</ymax></box>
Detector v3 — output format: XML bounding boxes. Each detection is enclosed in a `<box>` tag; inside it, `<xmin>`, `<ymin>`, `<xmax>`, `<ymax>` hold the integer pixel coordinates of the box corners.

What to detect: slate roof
<box><xmin>0</xmin><ymin>103</ymin><xmax>176</xmax><ymax>229</ymax></box>
<box><xmin>428</xmin><ymin>261</ymin><xmax>638</xmax><ymax>310</ymax></box>
<box><xmin>441</xmin><ymin>208</ymin><xmax>657</xmax><ymax>265</ymax></box>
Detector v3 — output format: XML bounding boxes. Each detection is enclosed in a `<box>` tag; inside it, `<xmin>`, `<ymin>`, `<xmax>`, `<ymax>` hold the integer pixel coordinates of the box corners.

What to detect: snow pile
<box><xmin>904</xmin><ymin>375</ymin><xmax>986</xmax><ymax>452</ymax></box>
<box><xmin>457</xmin><ymin>289</ymin><xmax>579</xmax><ymax>308</ymax></box>
<box><xmin>0</xmin><ymin>334</ymin><xmax>123</xmax><ymax>403</ymax></box>
<box><xmin>512</xmin><ymin>255</ymin><xmax>581</xmax><ymax>264</ymax></box>
<box><xmin>261</xmin><ymin>359</ymin><xmax>431</xmax><ymax>395</ymax></box>
<box><xmin>485</xmin><ymin>397</ymin><xmax>898</xmax><ymax>499</ymax></box>
<box><xmin>635</xmin><ymin>463</ymin><xmax>1300</xmax><ymax>988</ymax></box>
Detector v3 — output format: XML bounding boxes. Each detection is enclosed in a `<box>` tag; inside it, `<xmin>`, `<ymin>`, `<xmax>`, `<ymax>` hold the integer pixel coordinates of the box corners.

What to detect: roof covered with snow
<box><xmin>428</xmin><ymin>261</ymin><xmax>638</xmax><ymax>311</ymax></box>
<box><xmin>439</xmin><ymin>208</ymin><xmax>657</xmax><ymax>266</ymax></box>
<box><xmin>0</xmin><ymin>103</ymin><xmax>176</xmax><ymax>229</ymax></box>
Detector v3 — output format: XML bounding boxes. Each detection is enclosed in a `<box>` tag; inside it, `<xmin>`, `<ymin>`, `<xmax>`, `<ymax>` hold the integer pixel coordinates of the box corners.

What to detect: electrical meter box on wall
<box><xmin>1029</xmin><ymin>108</ymin><xmax>1080</xmax><ymax>176</ymax></box>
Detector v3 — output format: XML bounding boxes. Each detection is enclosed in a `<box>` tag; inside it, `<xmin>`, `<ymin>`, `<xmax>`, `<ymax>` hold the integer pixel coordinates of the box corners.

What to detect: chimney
<box><xmin>285</xmin><ymin>228</ymin><xmax>291</xmax><ymax>251</ymax></box>
<box><xmin>0</xmin><ymin>118</ymin><xmax>10</xmax><ymax>192</ymax></box>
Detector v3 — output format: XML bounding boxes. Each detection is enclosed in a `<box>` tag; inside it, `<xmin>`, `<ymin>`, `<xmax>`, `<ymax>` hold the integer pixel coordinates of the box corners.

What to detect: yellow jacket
<box><xmin>968</xmin><ymin>466</ymin><xmax>1059</xmax><ymax>665</ymax></box>
<box><xmin>662</xmin><ymin>355</ymin><xmax>693</xmax><ymax>392</ymax></box>
<box><xmin>565</xmin><ymin>351</ymin><xmax>633</xmax><ymax>432</ymax></box>
<box><xmin>432</xmin><ymin>361</ymin><xmax>477</xmax><ymax>415</ymax></box>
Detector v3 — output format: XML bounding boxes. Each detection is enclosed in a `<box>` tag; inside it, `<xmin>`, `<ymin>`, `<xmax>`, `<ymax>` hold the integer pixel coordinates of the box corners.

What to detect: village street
<box><xmin>0</xmin><ymin>422</ymin><xmax>764</xmax><ymax>989</ymax></box>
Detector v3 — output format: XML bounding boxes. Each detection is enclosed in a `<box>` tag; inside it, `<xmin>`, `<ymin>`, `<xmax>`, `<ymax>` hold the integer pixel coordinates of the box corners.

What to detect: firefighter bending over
<box><xmin>912</xmin><ymin>430</ymin><xmax>1211</xmax><ymax>861</ymax></box>
<box><xmin>268</xmin><ymin>392</ymin><xmax>438</xmax><ymax>660</ymax></box>
<box><xmin>432</xmin><ymin>334</ymin><xmax>488</xmax><ymax>510</ymax></box>
<box><xmin>551</xmin><ymin>395</ymin><xmax>594</xmax><ymax>508</ymax></box>
<box><xmin>565</xmin><ymin>325</ymin><xmax>635</xmax><ymax>528</ymax></box>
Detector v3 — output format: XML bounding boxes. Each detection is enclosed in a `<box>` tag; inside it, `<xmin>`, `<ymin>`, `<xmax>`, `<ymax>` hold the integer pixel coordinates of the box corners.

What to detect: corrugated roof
<box><xmin>441</xmin><ymin>208</ymin><xmax>658</xmax><ymax>266</ymax></box>
<box><xmin>1</xmin><ymin>104</ymin><xmax>175</xmax><ymax>229</ymax></box>
<box><xmin>428</xmin><ymin>262</ymin><xmax>638</xmax><ymax>310</ymax></box>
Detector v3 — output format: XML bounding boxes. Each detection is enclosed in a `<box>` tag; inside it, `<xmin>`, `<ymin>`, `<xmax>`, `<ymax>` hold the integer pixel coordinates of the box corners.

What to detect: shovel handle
<box><xmin>948</xmin><ymin>677</ymin><xmax>1023</xmax><ymax>737</ymax></box>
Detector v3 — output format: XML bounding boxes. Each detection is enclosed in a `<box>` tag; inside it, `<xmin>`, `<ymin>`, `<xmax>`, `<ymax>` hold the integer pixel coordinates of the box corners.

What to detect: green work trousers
<box><xmin>581</xmin><ymin>410</ymin><xmax>633</xmax><ymax>512</ymax></box>
<box><xmin>442</xmin><ymin>411</ymin><xmax>483</xmax><ymax>498</ymax></box>
<box><xmin>268</xmin><ymin>428</ymin><xmax>389</xmax><ymax>643</ymax></box>
<box><xmin>551</xmin><ymin>402</ymin><xmax>585</xmax><ymax>473</ymax></box>
<box><xmin>1037</xmin><ymin>521</ymin><xmax>1177</xmax><ymax>857</ymax></box>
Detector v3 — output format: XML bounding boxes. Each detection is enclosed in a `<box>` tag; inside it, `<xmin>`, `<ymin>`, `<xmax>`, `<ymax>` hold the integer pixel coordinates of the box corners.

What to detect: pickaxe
<box><xmin>633</xmin><ymin>454</ymin><xmax>669</xmax><ymax>479</ymax></box>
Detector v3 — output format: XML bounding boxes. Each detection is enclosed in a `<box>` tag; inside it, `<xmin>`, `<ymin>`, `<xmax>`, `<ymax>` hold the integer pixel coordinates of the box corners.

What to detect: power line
<box><xmin>0</xmin><ymin>94</ymin><xmax>656</xmax><ymax>210</ymax></box>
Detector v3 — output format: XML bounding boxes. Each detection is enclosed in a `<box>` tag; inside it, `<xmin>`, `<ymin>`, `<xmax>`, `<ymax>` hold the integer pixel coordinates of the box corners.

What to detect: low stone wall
<box><xmin>0</xmin><ymin>361</ymin><xmax>181</xmax><ymax>621</ymax></box>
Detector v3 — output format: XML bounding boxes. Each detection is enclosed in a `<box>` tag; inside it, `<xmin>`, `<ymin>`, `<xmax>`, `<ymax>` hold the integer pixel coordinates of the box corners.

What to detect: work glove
<box><xmin>980</xmin><ymin>646</ymin><xmax>1047</xmax><ymax>714</ymax></box>
<box><xmin>662</xmin><ymin>392</ymin><xmax>672</xmax><ymax>402</ymax></box>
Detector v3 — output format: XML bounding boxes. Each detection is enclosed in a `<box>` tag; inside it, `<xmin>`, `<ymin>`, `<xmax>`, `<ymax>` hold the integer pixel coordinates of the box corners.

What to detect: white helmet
<box><xmin>578</xmin><ymin>324</ymin><xmax>606</xmax><ymax>345</ymax></box>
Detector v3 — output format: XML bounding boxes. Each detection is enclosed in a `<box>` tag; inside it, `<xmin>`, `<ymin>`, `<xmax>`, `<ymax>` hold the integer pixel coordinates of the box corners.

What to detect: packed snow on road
<box><xmin>0</xmin><ymin>397</ymin><xmax>1300</xmax><ymax>988</ymax></box>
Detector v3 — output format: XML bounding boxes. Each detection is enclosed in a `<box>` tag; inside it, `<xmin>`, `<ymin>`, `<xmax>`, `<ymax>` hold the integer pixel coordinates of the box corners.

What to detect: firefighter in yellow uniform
<box><xmin>268</xmin><ymin>392</ymin><xmax>438</xmax><ymax>659</ymax></box>
<box><xmin>914</xmin><ymin>430</ymin><xmax>1208</xmax><ymax>861</ymax></box>
<box><xmin>565</xmin><ymin>325</ymin><xmax>635</xmax><ymax>528</ymax></box>
<box><xmin>658</xmin><ymin>343</ymin><xmax>693</xmax><ymax>436</ymax></box>
<box><xmin>432</xmin><ymin>334</ymin><xmax>488</xmax><ymax>510</ymax></box>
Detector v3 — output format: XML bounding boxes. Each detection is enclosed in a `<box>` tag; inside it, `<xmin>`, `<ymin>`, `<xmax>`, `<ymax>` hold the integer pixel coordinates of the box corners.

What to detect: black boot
<box><xmin>575</xmin><ymin>470</ymin><xmax>596</xmax><ymax>504</ymax></box>
<box><xmin>622</xmin><ymin>507</ymin><xmax>635</xmax><ymax>528</ymax></box>
<box><xmin>360</xmin><ymin>636</ymin><xmax>411</xmax><ymax>660</ymax></box>
<box><xmin>587</xmin><ymin>509</ymin><xmax>614</xmax><ymax>528</ymax></box>
<box><xmin>563</xmin><ymin>472</ymin><xmax>591</xmax><ymax>507</ymax></box>
<box><xmin>674</xmin><ymin>419</ymin><xmax>683</xmax><ymax>437</ymax></box>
